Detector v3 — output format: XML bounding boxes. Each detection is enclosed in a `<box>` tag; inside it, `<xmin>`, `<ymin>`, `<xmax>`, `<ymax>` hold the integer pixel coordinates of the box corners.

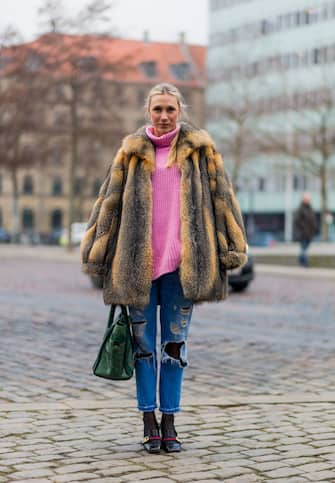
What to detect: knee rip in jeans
<box><xmin>161</xmin><ymin>341</ymin><xmax>188</xmax><ymax>368</ymax></box>
<box><xmin>132</xmin><ymin>320</ymin><xmax>153</xmax><ymax>359</ymax></box>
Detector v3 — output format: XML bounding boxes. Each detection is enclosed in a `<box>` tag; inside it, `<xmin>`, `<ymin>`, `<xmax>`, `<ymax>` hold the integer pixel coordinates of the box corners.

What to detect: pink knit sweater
<box><xmin>146</xmin><ymin>125</ymin><xmax>181</xmax><ymax>280</ymax></box>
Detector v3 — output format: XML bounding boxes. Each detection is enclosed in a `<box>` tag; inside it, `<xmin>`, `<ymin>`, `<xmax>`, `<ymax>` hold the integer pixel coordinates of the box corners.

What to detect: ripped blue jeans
<box><xmin>129</xmin><ymin>269</ymin><xmax>193</xmax><ymax>414</ymax></box>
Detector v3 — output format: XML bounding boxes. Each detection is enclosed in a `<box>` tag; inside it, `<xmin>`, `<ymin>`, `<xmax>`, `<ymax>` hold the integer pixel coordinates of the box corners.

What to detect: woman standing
<box><xmin>81</xmin><ymin>83</ymin><xmax>247</xmax><ymax>453</ymax></box>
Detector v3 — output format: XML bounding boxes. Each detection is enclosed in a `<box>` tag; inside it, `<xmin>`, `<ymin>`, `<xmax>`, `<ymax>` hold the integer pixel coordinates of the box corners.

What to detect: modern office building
<box><xmin>207</xmin><ymin>0</ymin><xmax>335</xmax><ymax>240</ymax></box>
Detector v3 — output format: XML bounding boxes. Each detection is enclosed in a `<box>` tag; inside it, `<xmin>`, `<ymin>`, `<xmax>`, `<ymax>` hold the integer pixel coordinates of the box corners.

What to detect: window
<box><xmin>53</xmin><ymin>111</ymin><xmax>67</xmax><ymax>127</ymax></box>
<box><xmin>76</xmin><ymin>56</ymin><xmax>98</xmax><ymax>72</ymax></box>
<box><xmin>169</xmin><ymin>63</ymin><xmax>191</xmax><ymax>81</ymax></box>
<box><xmin>322</xmin><ymin>4</ymin><xmax>330</xmax><ymax>20</ymax></box>
<box><xmin>293</xmin><ymin>175</ymin><xmax>299</xmax><ymax>191</ymax></box>
<box><xmin>139</xmin><ymin>61</ymin><xmax>157</xmax><ymax>78</ymax></box>
<box><xmin>51</xmin><ymin>210</ymin><xmax>63</xmax><ymax>230</ymax></box>
<box><xmin>23</xmin><ymin>175</ymin><xmax>33</xmax><ymax>195</ymax></box>
<box><xmin>291</xmin><ymin>53</ymin><xmax>300</xmax><ymax>68</ymax></box>
<box><xmin>22</xmin><ymin>209</ymin><xmax>35</xmax><ymax>229</ymax></box>
<box><xmin>25</xmin><ymin>53</ymin><xmax>43</xmax><ymax>72</ymax></box>
<box><xmin>257</xmin><ymin>177</ymin><xmax>266</xmax><ymax>192</ymax></box>
<box><xmin>50</xmin><ymin>84</ymin><xmax>66</xmax><ymax>102</ymax></box>
<box><xmin>261</xmin><ymin>20</ymin><xmax>271</xmax><ymax>34</ymax></box>
<box><xmin>74</xmin><ymin>177</ymin><xmax>84</xmax><ymax>195</ymax></box>
<box><xmin>92</xmin><ymin>179</ymin><xmax>101</xmax><ymax>197</ymax></box>
<box><xmin>293</xmin><ymin>174</ymin><xmax>307</xmax><ymax>191</ymax></box>
<box><xmin>49</xmin><ymin>149</ymin><xmax>62</xmax><ymax>166</ymax></box>
<box><xmin>313</xmin><ymin>48</ymin><xmax>322</xmax><ymax>64</ymax></box>
<box><xmin>295</xmin><ymin>11</ymin><xmax>302</xmax><ymax>26</ymax></box>
<box><xmin>284</xmin><ymin>13</ymin><xmax>293</xmax><ymax>28</ymax></box>
<box><xmin>52</xmin><ymin>177</ymin><xmax>63</xmax><ymax>196</ymax></box>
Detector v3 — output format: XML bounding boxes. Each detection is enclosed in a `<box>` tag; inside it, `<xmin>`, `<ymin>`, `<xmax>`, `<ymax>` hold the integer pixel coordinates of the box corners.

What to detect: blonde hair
<box><xmin>145</xmin><ymin>83</ymin><xmax>188</xmax><ymax>167</ymax></box>
<box><xmin>145</xmin><ymin>82</ymin><xmax>188</xmax><ymax>119</ymax></box>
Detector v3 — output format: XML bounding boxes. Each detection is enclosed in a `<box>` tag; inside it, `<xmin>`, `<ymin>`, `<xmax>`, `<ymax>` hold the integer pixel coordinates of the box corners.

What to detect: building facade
<box><xmin>207</xmin><ymin>0</ymin><xmax>335</xmax><ymax>240</ymax></box>
<box><xmin>0</xmin><ymin>33</ymin><xmax>205</xmax><ymax>241</ymax></box>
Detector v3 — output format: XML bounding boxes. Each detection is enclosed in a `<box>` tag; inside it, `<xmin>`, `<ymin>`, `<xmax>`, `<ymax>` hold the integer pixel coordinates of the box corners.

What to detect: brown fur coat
<box><xmin>81</xmin><ymin>122</ymin><xmax>247</xmax><ymax>307</ymax></box>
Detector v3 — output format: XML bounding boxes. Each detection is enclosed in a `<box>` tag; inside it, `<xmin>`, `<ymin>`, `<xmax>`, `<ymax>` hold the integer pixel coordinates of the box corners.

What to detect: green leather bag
<box><xmin>93</xmin><ymin>305</ymin><xmax>134</xmax><ymax>380</ymax></box>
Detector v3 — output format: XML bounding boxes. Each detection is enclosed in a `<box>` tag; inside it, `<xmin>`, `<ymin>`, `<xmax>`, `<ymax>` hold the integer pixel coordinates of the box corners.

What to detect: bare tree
<box><xmin>257</xmin><ymin>71</ymin><xmax>335</xmax><ymax>241</ymax></box>
<box><xmin>0</xmin><ymin>28</ymin><xmax>45</xmax><ymax>241</ymax></box>
<box><xmin>1</xmin><ymin>1</ymin><xmax>128</xmax><ymax>247</ymax></box>
<box><xmin>207</xmin><ymin>51</ymin><xmax>265</xmax><ymax>193</ymax></box>
<box><xmin>38</xmin><ymin>0</ymin><xmax>114</xmax><ymax>36</ymax></box>
<box><xmin>34</xmin><ymin>0</ymin><xmax>121</xmax><ymax>247</ymax></box>
<box><xmin>208</xmin><ymin>100</ymin><xmax>258</xmax><ymax>192</ymax></box>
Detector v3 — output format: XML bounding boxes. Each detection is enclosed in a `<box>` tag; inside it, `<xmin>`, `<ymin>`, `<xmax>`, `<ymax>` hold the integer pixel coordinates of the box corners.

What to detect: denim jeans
<box><xmin>129</xmin><ymin>269</ymin><xmax>193</xmax><ymax>414</ymax></box>
<box><xmin>299</xmin><ymin>240</ymin><xmax>310</xmax><ymax>267</ymax></box>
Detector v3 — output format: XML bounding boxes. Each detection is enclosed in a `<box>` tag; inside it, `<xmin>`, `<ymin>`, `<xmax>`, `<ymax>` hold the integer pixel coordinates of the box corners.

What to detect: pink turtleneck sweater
<box><xmin>146</xmin><ymin>125</ymin><xmax>181</xmax><ymax>280</ymax></box>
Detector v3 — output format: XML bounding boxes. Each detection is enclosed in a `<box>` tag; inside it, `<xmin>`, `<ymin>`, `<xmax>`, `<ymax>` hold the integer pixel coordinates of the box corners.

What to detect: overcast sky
<box><xmin>0</xmin><ymin>0</ymin><xmax>209</xmax><ymax>45</ymax></box>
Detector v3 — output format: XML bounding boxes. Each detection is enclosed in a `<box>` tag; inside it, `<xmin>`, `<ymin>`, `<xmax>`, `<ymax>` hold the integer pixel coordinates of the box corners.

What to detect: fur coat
<box><xmin>81</xmin><ymin>122</ymin><xmax>247</xmax><ymax>307</ymax></box>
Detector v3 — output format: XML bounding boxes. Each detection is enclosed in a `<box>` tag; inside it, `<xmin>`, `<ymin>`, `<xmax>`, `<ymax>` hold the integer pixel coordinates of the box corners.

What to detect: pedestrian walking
<box><xmin>81</xmin><ymin>83</ymin><xmax>247</xmax><ymax>454</ymax></box>
<box><xmin>294</xmin><ymin>192</ymin><xmax>318</xmax><ymax>267</ymax></box>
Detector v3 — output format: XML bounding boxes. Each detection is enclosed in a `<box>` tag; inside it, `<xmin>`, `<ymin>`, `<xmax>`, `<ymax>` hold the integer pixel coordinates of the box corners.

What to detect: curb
<box><xmin>255</xmin><ymin>264</ymin><xmax>335</xmax><ymax>279</ymax></box>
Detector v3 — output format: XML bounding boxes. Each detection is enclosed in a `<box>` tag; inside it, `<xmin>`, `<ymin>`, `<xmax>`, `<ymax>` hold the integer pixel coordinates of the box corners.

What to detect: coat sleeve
<box><xmin>80</xmin><ymin>148</ymin><xmax>126</xmax><ymax>275</ymax></box>
<box><xmin>207</xmin><ymin>147</ymin><xmax>248</xmax><ymax>270</ymax></box>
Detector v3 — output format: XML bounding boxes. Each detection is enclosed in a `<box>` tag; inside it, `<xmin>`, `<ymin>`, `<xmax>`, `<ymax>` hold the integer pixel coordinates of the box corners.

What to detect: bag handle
<box><xmin>107</xmin><ymin>304</ymin><xmax>129</xmax><ymax>328</ymax></box>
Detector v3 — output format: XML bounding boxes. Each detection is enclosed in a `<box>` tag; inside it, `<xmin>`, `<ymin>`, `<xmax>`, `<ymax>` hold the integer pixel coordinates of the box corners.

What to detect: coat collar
<box><xmin>121</xmin><ymin>122</ymin><xmax>215</xmax><ymax>172</ymax></box>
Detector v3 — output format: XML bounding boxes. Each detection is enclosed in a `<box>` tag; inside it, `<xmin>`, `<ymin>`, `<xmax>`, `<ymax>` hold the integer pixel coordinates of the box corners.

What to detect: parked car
<box><xmin>89</xmin><ymin>255</ymin><xmax>255</xmax><ymax>293</ymax></box>
<box><xmin>0</xmin><ymin>228</ymin><xmax>11</xmax><ymax>243</ymax></box>
<box><xmin>228</xmin><ymin>254</ymin><xmax>255</xmax><ymax>292</ymax></box>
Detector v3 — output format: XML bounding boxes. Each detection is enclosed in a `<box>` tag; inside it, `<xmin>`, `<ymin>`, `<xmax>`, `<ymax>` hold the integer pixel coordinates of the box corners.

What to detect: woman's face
<box><xmin>148</xmin><ymin>93</ymin><xmax>180</xmax><ymax>136</ymax></box>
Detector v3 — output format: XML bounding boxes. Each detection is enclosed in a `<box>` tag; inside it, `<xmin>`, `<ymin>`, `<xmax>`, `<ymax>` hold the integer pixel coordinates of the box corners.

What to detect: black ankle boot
<box><xmin>143</xmin><ymin>411</ymin><xmax>161</xmax><ymax>454</ymax></box>
<box><xmin>161</xmin><ymin>413</ymin><xmax>181</xmax><ymax>453</ymax></box>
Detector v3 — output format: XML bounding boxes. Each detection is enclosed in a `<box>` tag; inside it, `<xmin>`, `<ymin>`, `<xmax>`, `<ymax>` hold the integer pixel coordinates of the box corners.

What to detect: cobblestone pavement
<box><xmin>0</xmin><ymin>247</ymin><xmax>335</xmax><ymax>482</ymax></box>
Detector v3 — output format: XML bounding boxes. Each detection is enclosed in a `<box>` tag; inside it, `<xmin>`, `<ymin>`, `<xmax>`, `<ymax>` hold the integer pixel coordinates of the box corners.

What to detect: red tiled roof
<box><xmin>1</xmin><ymin>33</ymin><xmax>206</xmax><ymax>87</ymax></box>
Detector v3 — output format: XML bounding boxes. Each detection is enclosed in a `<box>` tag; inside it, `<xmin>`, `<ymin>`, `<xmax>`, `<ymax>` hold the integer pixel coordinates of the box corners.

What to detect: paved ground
<box><xmin>0</xmin><ymin>245</ymin><xmax>335</xmax><ymax>482</ymax></box>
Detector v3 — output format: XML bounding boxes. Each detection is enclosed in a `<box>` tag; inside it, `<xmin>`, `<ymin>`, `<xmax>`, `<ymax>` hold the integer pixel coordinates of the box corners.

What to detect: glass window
<box><xmin>23</xmin><ymin>175</ymin><xmax>34</xmax><ymax>195</ymax></box>
<box><xmin>261</xmin><ymin>20</ymin><xmax>269</xmax><ymax>34</ymax></box>
<box><xmin>74</xmin><ymin>177</ymin><xmax>84</xmax><ymax>195</ymax></box>
<box><xmin>76</xmin><ymin>56</ymin><xmax>97</xmax><ymax>72</ymax></box>
<box><xmin>25</xmin><ymin>53</ymin><xmax>43</xmax><ymax>72</ymax></box>
<box><xmin>92</xmin><ymin>179</ymin><xmax>101</xmax><ymax>197</ymax></box>
<box><xmin>49</xmin><ymin>149</ymin><xmax>62</xmax><ymax>166</ymax></box>
<box><xmin>53</xmin><ymin>111</ymin><xmax>67</xmax><ymax>127</ymax></box>
<box><xmin>169</xmin><ymin>63</ymin><xmax>191</xmax><ymax>81</ymax></box>
<box><xmin>139</xmin><ymin>61</ymin><xmax>157</xmax><ymax>78</ymax></box>
<box><xmin>51</xmin><ymin>209</ymin><xmax>63</xmax><ymax>229</ymax></box>
<box><xmin>52</xmin><ymin>177</ymin><xmax>63</xmax><ymax>196</ymax></box>
<box><xmin>257</xmin><ymin>177</ymin><xmax>266</xmax><ymax>191</ymax></box>
<box><xmin>313</xmin><ymin>48</ymin><xmax>322</xmax><ymax>64</ymax></box>
<box><xmin>22</xmin><ymin>209</ymin><xmax>35</xmax><ymax>229</ymax></box>
<box><xmin>295</xmin><ymin>11</ymin><xmax>301</xmax><ymax>26</ymax></box>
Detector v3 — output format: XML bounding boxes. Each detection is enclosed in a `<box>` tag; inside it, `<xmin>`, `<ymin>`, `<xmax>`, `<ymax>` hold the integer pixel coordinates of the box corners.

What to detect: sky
<box><xmin>0</xmin><ymin>0</ymin><xmax>209</xmax><ymax>45</ymax></box>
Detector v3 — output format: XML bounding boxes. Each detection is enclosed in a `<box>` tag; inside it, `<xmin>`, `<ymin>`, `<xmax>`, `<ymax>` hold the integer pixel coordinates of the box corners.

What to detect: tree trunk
<box><xmin>320</xmin><ymin>163</ymin><xmax>328</xmax><ymax>241</ymax></box>
<box><xmin>67</xmin><ymin>80</ymin><xmax>78</xmax><ymax>250</ymax></box>
<box><xmin>10</xmin><ymin>168</ymin><xmax>20</xmax><ymax>243</ymax></box>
